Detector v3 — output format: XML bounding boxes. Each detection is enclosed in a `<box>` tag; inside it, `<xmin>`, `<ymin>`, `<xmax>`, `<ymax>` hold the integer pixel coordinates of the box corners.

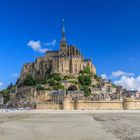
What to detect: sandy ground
<box><xmin>0</xmin><ymin>112</ymin><xmax>140</xmax><ymax>140</ymax></box>
<box><xmin>91</xmin><ymin>113</ymin><xmax>140</xmax><ymax>140</ymax></box>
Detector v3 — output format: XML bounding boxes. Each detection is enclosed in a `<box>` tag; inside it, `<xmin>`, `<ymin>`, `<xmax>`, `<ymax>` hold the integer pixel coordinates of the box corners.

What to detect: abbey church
<box><xmin>20</xmin><ymin>20</ymin><xmax>96</xmax><ymax>81</ymax></box>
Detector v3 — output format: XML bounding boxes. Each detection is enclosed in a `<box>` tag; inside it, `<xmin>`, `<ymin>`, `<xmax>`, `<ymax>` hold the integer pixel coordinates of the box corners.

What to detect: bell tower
<box><xmin>60</xmin><ymin>19</ymin><xmax>68</xmax><ymax>56</ymax></box>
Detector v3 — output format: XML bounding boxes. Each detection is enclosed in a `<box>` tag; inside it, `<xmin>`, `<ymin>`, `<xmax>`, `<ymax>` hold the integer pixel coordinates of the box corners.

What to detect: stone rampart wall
<box><xmin>74</xmin><ymin>100</ymin><xmax>123</xmax><ymax>110</ymax></box>
<box><xmin>36</xmin><ymin>103</ymin><xmax>62</xmax><ymax>110</ymax></box>
<box><xmin>36</xmin><ymin>99</ymin><xmax>140</xmax><ymax>110</ymax></box>
<box><xmin>74</xmin><ymin>100</ymin><xmax>140</xmax><ymax>110</ymax></box>
<box><xmin>124</xmin><ymin>99</ymin><xmax>140</xmax><ymax>110</ymax></box>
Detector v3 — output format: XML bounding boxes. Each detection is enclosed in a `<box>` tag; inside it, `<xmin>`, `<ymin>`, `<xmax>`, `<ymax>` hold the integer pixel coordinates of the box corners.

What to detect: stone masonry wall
<box><xmin>74</xmin><ymin>100</ymin><xmax>123</xmax><ymax>110</ymax></box>
<box><xmin>36</xmin><ymin>100</ymin><xmax>140</xmax><ymax>110</ymax></box>
<box><xmin>124</xmin><ymin>99</ymin><xmax>140</xmax><ymax>110</ymax></box>
<box><xmin>36</xmin><ymin>103</ymin><xmax>62</xmax><ymax>110</ymax></box>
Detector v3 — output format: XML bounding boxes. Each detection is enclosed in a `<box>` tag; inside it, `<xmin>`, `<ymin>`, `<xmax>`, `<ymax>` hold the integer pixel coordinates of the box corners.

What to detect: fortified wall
<box><xmin>13</xmin><ymin>87</ymin><xmax>140</xmax><ymax>110</ymax></box>
<box><xmin>36</xmin><ymin>98</ymin><xmax>140</xmax><ymax>110</ymax></box>
<box><xmin>124</xmin><ymin>99</ymin><xmax>140</xmax><ymax>110</ymax></box>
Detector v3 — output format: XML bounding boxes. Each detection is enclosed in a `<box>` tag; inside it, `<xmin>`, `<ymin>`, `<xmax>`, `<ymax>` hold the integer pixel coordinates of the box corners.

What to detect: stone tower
<box><xmin>60</xmin><ymin>19</ymin><xmax>68</xmax><ymax>56</ymax></box>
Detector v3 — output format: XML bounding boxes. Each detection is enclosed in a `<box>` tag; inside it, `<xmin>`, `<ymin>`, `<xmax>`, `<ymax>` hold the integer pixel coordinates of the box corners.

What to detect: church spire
<box><xmin>61</xmin><ymin>18</ymin><xmax>66</xmax><ymax>42</ymax></box>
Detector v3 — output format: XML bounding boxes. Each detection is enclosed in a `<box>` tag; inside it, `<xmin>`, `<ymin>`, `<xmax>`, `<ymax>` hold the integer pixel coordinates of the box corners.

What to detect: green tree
<box><xmin>78</xmin><ymin>75</ymin><xmax>92</xmax><ymax>85</ymax></box>
<box><xmin>80</xmin><ymin>85</ymin><xmax>91</xmax><ymax>97</ymax></box>
<box><xmin>2</xmin><ymin>89</ymin><xmax>11</xmax><ymax>103</ymax></box>
<box><xmin>84</xmin><ymin>92</ymin><xmax>91</xmax><ymax>97</ymax></box>
<box><xmin>84</xmin><ymin>66</ymin><xmax>91</xmax><ymax>74</ymax></box>
<box><xmin>23</xmin><ymin>75</ymin><xmax>36</xmax><ymax>86</ymax></box>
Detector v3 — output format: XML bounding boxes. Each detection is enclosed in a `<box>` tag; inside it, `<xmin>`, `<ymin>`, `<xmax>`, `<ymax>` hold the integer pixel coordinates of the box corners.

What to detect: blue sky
<box><xmin>0</xmin><ymin>0</ymin><xmax>140</xmax><ymax>90</ymax></box>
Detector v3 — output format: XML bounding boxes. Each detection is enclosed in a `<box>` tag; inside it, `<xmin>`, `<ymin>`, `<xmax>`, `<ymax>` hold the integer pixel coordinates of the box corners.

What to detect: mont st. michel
<box><xmin>1</xmin><ymin>1</ymin><xmax>140</xmax><ymax>140</ymax></box>
<box><xmin>1</xmin><ymin>20</ymin><xmax>140</xmax><ymax>111</ymax></box>
<box><xmin>20</xmin><ymin>20</ymin><xmax>96</xmax><ymax>82</ymax></box>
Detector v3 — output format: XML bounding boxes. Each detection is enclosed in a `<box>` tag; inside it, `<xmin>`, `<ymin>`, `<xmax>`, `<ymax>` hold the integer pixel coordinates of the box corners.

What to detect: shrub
<box><xmin>64</xmin><ymin>76</ymin><xmax>68</xmax><ymax>80</ymax></box>
<box><xmin>52</xmin><ymin>83</ymin><xmax>65</xmax><ymax>90</ymax></box>
<box><xmin>84</xmin><ymin>92</ymin><xmax>91</xmax><ymax>97</ymax></box>
<box><xmin>48</xmin><ymin>73</ymin><xmax>62</xmax><ymax>81</ymax></box>
<box><xmin>79</xmin><ymin>70</ymin><xmax>84</xmax><ymax>74</ymax></box>
<box><xmin>36</xmin><ymin>85</ymin><xmax>45</xmax><ymax>90</ymax></box>
<box><xmin>41</xmin><ymin>78</ymin><xmax>48</xmax><ymax>84</ymax></box>
<box><xmin>68</xmin><ymin>85</ymin><xmax>78</xmax><ymax>91</ymax></box>
<box><xmin>23</xmin><ymin>75</ymin><xmax>36</xmax><ymax>86</ymax></box>
<box><xmin>70</xmin><ymin>80</ymin><xmax>78</xmax><ymax>84</ymax></box>
<box><xmin>47</xmin><ymin>79</ymin><xmax>56</xmax><ymax>86</ymax></box>
<box><xmin>63</xmin><ymin>75</ymin><xmax>72</xmax><ymax>80</ymax></box>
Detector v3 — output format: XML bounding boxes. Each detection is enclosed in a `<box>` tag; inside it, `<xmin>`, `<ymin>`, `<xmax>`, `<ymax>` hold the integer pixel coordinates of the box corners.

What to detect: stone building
<box><xmin>20</xmin><ymin>20</ymin><xmax>96</xmax><ymax>81</ymax></box>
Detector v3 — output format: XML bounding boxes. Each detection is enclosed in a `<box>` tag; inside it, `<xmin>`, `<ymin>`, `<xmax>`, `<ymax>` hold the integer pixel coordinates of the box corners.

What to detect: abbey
<box><xmin>20</xmin><ymin>20</ymin><xmax>96</xmax><ymax>81</ymax></box>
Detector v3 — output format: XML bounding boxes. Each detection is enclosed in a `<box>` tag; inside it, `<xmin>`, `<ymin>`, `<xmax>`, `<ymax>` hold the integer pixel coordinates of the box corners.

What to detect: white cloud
<box><xmin>45</xmin><ymin>39</ymin><xmax>56</xmax><ymax>46</ymax></box>
<box><xmin>27</xmin><ymin>40</ymin><xmax>48</xmax><ymax>53</ymax></box>
<box><xmin>11</xmin><ymin>73</ymin><xmax>19</xmax><ymax>78</ymax></box>
<box><xmin>101</xmin><ymin>74</ymin><xmax>107</xmax><ymax>79</ymax></box>
<box><xmin>0</xmin><ymin>82</ymin><xmax>4</xmax><ymax>88</ymax></box>
<box><xmin>111</xmin><ymin>70</ymin><xmax>134</xmax><ymax>77</ymax></box>
<box><xmin>114</xmin><ymin>76</ymin><xmax>140</xmax><ymax>91</ymax></box>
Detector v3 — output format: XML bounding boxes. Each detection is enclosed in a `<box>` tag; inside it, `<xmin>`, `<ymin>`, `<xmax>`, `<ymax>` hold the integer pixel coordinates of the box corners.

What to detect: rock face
<box><xmin>20</xmin><ymin>21</ymin><xmax>96</xmax><ymax>81</ymax></box>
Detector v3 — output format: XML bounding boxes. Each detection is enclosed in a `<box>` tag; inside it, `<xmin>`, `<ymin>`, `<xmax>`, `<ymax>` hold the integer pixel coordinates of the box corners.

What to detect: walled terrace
<box><xmin>8</xmin><ymin>86</ymin><xmax>140</xmax><ymax>110</ymax></box>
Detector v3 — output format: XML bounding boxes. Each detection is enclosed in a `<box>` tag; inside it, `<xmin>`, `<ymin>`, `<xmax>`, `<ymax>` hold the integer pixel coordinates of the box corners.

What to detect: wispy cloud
<box><xmin>27</xmin><ymin>40</ymin><xmax>48</xmax><ymax>53</ymax></box>
<box><xmin>44</xmin><ymin>39</ymin><xmax>56</xmax><ymax>46</ymax></box>
<box><xmin>27</xmin><ymin>39</ymin><xmax>56</xmax><ymax>53</ymax></box>
<box><xmin>111</xmin><ymin>70</ymin><xmax>135</xmax><ymax>77</ymax></box>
